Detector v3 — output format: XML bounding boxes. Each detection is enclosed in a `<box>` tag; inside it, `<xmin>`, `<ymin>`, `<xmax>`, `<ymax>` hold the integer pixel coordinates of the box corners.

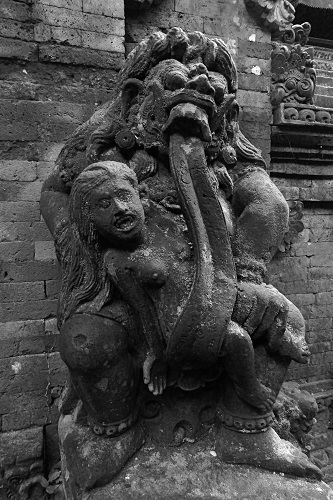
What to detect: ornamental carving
<box><xmin>274</xmin><ymin>102</ymin><xmax>333</xmax><ymax>125</ymax></box>
<box><xmin>276</xmin><ymin>21</ymin><xmax>311</xmax><ymax>45</ymax></box>
<box><xmin>40</xmin><ymin>27</ymin><xmax>322</xmax><ymax>499</ymax></box>
<box><xmin>271</xmin><ymin>42</ymin><xmax>316</xmax><ymax>106</ymax></box>
<box><xmin>244</xmin><ymin>0</ymin><xmax>299</xmax><ymax>35</ymax></box>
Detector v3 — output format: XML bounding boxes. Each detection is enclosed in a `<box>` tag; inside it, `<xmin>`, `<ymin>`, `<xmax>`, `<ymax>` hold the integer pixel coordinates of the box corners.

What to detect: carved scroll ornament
<box><xmin>271</xmin><ymin>42</ymin><xmax>316</xmax><ymax>106</ymax></box>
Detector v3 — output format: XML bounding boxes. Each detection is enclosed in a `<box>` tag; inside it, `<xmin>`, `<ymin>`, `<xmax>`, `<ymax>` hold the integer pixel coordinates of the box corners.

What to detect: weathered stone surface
<box><xmin>0</xmin><ymin>37</ymin><xmax>38</xmax><ymax>61</ymax></box>
<box><xmin>59</xmin><ymin>415</ymin><xmax>145</xmax><ymax>495</ymax></box>
<box><xmin>87</xmin><ymin>439</ymin><xmax>333</xmax><ymax>500</ymax></box>
<box><xmin>0</xmin><ymin>426</ymin><xmax>43</xmax><ymax>468</ymax></box>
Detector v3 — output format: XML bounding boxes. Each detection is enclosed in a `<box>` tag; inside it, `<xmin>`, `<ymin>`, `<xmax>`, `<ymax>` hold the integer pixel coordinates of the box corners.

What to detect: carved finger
<box><xmin>243</xmin><ymin>293</ymin><xmax>267</xmax><ymax>336</ymax></box>
<box><xmin>266</xmin><ymin>304</ymin><xmax>289</xmax><ymax>352</ymax></box>
<box><xmin>251</xmin><ymin>300</ymin><xmax>280</xmax><ymax>341</ymax></box>
<box><xmin>232</xmin><ymin>286</ymin><xmax>257</xmax><ymax>326</ymax></box>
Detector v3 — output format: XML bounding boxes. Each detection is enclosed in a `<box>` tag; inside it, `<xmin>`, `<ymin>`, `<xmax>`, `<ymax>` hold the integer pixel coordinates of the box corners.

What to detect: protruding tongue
<box><xmin>166</xmin><ymin>133</ymin><xmax>236</xmax><ymax>370</ymax></box>
<box><xmin>163</xmin><ymin>103</ymin><xmax>212</xmax><ymax>143</ymax></box>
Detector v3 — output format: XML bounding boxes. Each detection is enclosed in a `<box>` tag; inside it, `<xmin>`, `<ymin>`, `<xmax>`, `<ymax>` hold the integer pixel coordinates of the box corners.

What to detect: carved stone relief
<box><xmin>271</xmin><ymin>42</ymin><xmax>316</xmax><ymax>106</ymax></box>
<box><xmin>40</xmin><ymin>27</ymin><xmax>323</xmax><ymax>499</ymax></box>
<box><xmin>244</xmin><ymin>0</ymin><xmax>299</xmax><ymax>36</ymax></box>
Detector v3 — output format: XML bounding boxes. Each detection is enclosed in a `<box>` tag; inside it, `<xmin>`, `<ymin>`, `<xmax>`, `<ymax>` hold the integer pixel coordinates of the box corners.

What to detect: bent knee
<box><xmin>60</xmin><ymin>313</ymin><xmax>129</xmax><ymax>371</ymax></box>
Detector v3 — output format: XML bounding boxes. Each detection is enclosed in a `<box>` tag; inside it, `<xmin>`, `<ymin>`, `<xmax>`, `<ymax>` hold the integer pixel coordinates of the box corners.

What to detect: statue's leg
<box><xmin>60</xmin><ymin>312</ymin><xmax>140</xmax><ymax>434</ymax></box>
<box><xmin>220</xmin><ymin>321</ymin><xmax>274</xmax><ymax>413</ymax></box>
<box><xmin>58</xmin><ymin>312</ymin><xmax>145</xmax><ymax>499</ymax></box>
<box><xmin>231</xmin><ymin>168</ymin><xmax>289</xmax><ymax>282</ymax></box>
<box><xmin>216</xmin><ymin>345</ymin><xmax>322</xmax><ymax>479</ymax></box>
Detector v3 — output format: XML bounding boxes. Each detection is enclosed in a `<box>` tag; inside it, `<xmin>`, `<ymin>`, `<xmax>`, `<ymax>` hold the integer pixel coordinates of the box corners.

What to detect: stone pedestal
<box><xmin>67</xmin><ymin>436</ymin><xmax>333</xmax><ymax>500</ymax></box>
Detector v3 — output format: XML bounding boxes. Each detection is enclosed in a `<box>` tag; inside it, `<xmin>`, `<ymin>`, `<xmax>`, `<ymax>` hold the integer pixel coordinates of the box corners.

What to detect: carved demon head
<box><xmin>56</xmin><ymin>27</ymin><xmax>264</xmax><ymax>190</ymax></box>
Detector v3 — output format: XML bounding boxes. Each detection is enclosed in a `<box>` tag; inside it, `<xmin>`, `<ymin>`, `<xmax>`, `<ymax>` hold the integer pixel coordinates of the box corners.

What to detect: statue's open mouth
<box><xmin>114</xmin><ymin>214</ymin><xmax>136</xmax><ymax>232</ymax></box>
<box><xmin>166</xmin><ymin>90</ymin><xmax>216</xmax><ymax>119</ymax></box>
<box><xmin>163</xmin><ymin>103</ymin><xmax>212</xmax><ymax>142</ymax></box>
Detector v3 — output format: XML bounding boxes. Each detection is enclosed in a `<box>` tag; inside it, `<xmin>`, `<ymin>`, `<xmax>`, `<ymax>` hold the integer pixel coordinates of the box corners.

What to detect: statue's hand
<box><xmin>232</xmin><ymin>282</ymin><xmax>289</xmax><ymax>351</ymax></box>
<box><xmin>143</xmin><ymin>350</ymin><xmax>167</xmax><ymax>396</ymax></box>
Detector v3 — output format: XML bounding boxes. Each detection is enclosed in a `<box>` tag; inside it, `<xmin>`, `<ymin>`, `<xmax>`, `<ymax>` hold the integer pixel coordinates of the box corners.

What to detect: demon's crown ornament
<box><xmin>40</xmin><ymin>27</ymin><xmax>321</xmax><ymax>499</ymax></box>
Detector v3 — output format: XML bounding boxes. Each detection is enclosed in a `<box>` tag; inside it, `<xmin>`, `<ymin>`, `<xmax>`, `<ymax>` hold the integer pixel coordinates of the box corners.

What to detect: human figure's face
<box><xmin>90</xmin><ymin>173</ymin><xmax>145</xmax><ymax>246</ymax></box>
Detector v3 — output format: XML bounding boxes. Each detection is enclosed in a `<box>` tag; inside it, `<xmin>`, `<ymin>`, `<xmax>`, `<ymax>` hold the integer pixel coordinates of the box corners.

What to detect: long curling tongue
<box><xmin>166</xmin><ymin>133</ymin><xmax>236</xmax><ymax>370</ymax></box>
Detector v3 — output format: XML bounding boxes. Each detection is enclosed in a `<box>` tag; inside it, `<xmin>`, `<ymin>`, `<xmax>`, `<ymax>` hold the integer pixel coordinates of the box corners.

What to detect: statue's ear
<box><xmin>226</xmin><ymin>100</ymin><xmax>239</xmax><ymax>126</ymax></box>
<box><xmin>121</xmin><ymin>78</ymin><xmax>143</xmax><ymax>119</ymax></box>
<box><xmin>226</xmin><ymin>100</ymin><xmax>239</xmax><ymax>143</ymax></box>
<box><xmin>139</xmin><ymin>183</ymin><xmax>150</xmax><ymax>212</ymax></box>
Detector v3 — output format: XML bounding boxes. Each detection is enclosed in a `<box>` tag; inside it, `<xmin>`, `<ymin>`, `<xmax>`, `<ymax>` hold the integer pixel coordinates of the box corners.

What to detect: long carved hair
<box><xmin>56</xmin><ymin>163</ymin><xmax>117</xmax><ymax>327</ymax></box>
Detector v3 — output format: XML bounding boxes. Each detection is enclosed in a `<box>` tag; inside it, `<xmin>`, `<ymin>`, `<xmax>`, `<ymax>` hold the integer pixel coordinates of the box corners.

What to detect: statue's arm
<box><xmin>40</xmin><ymin>171</ymin><xmax>70</xmax><ymax>238</ymax></box>
<box><xmin>231</xmin><ymin>168</ymin><xmax>289</xmax><ymax>282</ymax></box>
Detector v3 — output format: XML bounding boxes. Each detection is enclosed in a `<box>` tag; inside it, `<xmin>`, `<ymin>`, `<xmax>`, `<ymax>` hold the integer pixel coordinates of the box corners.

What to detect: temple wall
<box><xmin>1</xmin><ymin>0</ymin><xmax>333</xmax><ymax>490</ymax></box>
<box><xmin>0</xmin><ymin>0</ymin><xmax>125</xmax><ymax>487</ymax></box>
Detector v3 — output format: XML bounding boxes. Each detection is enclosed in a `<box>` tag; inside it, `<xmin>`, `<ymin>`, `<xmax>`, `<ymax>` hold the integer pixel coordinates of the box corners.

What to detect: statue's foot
<box><xmin>216</xmin><ymin>425</ymin><xmax>322</xmax><ymax>480</ymax></box>
<box><xmin>59</xmin><ymin>413</ymin><xmax>145</xmax><ymax>498</ymax></box>
<box><xmin>234</xmin><ymin>381</ymin><xmax>275</xmax><ymax>413</ymax></box>
<box><xmin>277</xmin><ymin>338</ymin><xmax>310</xmax><ymax>364</ymax></box>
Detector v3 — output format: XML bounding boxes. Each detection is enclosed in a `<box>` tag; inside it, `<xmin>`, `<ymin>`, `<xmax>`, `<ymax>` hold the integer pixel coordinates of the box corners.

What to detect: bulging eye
<box><xmin>99</xmin><ymin>199</ymin><xmax>111</xmax><ymax>209</ymax></box>
<box><xmin>165</xmin><ymin>71</ymin><xmax>187</xmax><ymax>91</ymax></box>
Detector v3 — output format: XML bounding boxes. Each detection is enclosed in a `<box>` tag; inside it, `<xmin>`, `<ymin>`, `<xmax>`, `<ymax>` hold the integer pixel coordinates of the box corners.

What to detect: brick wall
<box><xmin>0</xmin><ymin>0</ymin><xmax>125</xmax><ymax>484</ymax></box>
<box><xmin>269</xmin><ymin>178</ymin><xmax>333</xmax><ymax>384</ymax></box>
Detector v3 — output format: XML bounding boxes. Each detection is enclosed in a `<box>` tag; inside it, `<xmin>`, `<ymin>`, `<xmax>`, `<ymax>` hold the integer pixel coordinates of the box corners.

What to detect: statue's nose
<box><xmin>185</xmin><ymin>74</ymin><xmax>215</xmax><ymax>98</ymax></box>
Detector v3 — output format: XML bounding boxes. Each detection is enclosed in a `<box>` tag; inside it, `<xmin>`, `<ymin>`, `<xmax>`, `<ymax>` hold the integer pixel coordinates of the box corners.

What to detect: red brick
<box><xmin>0</xmin><ymin>202</ymin><xmax>40</xmax><ymax>222</ymax></box>
<box><xmin>0</xmin><ymin>18</ymin><xmax>34</xmax><ymax>42</ymax></box>
<box><xmin>33</xmin><ymin>4</ymin><xmax>124</xmax><ymax>36</ymax></box>
<box><xmin>0</xmin><ymin>180</ymin><xmax>43</xmax><ymax>202</ymax></box>
<box><xmin>238</xmin><ymin>74</ymin><xmax>270</xmax><ymax>93</ymax></box>
<box><xmin>0</xmin><ymin>354</ymin><xmax>49</xmax><ymax>394</ymax></box>
<box><xmin>38</xmin><ymin>0</ymin><xmax>83</xmax><ymax>11</ymax></box>
<box><xmin>238</xmin><ymin>39</ymin><xmax>271</xmax><ymax>59</ymax></box>
<box><xmin>83</xmin><ymin>0</ymin><xmax>124</xmax><ymax>18</ymax></box>
<box><xmin>0</xmin><ymin>100</ymin><xmax>89</xmax><ymax>142</ymax></box>
<box><xmin>0</xmin><ymin>282</ymin><xmax>45</xmax><ymax>302</ymax></box>
<box><xmin>1</xmin><ymin>392</ymin><xmax>51</xmax><ymax>431</ymax></box>
<box><xmin>45</xmin><ymin>280</ymin><xmax>61</xmax><ymax>299</ymax></box>
<box><xmin>0</xmin><ymin>261</ymin><xmax>60</xmax><ymax>283</ymax></box>
<box><xmin>0</xmin><ymin>299</ymin><xmax>57</xmax><ymax>322</ymax></box>
<box><xmin>0</xmin><ymin>0</ymin><xmax>31</xmax><ymax>22</ymax></box>
<box><xmin>39</xmin><ymin>44</ymin><xmax>124</xmax><ymax>69</ymax></box>
<box><xmin>0</xmin><ymin>221</ymin><xmax>52</xmax><ymax>243</ymax></box>
<box><xmin>35</xmin><ymin>241</ymin><xmax>56</xmax><ymax>261</ymax></box>
<box><xmin>175</xmin><ymin>0</ymin><xmax>226</xmax><ymax>18</ymax></box>
<box><xmin>36</xmin><ymin>162</ymin><xmax>54</xmax><ymax>181</ymax></box>
<box><xmin>0</xmin><ymin>320</ymin><xmax>44</xmax><ymax>340</ymax></box>
<box><xmin>0</xmin><ymin>161</ymin><xmax>37</xmax><ymax>182</ymax></box>
<box><xmin>0</xmin><ymin>426</ymin><xmax>43</xmax><ymax>469</ymax></box>
<box><xmin>0</xmin><ymin>36</ymin><xmax>38</xmax><ymax>61</ymax></box>
<box><xmin>47</xmin><ymin>352</ymin><xmax>68</xmax><ymax>386</ymax></box>
<box><xmin>0</xmin><ymin>242</ymin><xmax>34</xmax><ymax>262</ymax></box>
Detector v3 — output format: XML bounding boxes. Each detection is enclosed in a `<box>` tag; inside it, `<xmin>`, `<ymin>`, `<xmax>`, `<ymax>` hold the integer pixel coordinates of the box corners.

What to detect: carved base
<box><xmin>59</xmin><ymin>384</ymin><xmax>327</xmax><ymax>499</ymax></box>
<box><xmin>71</xmin><ymin>438</ymin><xmax>332</xmax><ymax>500</ymax></box>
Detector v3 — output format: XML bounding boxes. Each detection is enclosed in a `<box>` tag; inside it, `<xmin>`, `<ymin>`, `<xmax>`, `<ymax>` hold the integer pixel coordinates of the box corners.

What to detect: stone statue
<box><xmin>40</xmin><ymin>27</ymin><xmax>321</xmax><ymax>499</ymax></box>
<box><xmin>244</xmin><ymin>0</ymin><xmax>299</xmax><ymax>36</ymax></box>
